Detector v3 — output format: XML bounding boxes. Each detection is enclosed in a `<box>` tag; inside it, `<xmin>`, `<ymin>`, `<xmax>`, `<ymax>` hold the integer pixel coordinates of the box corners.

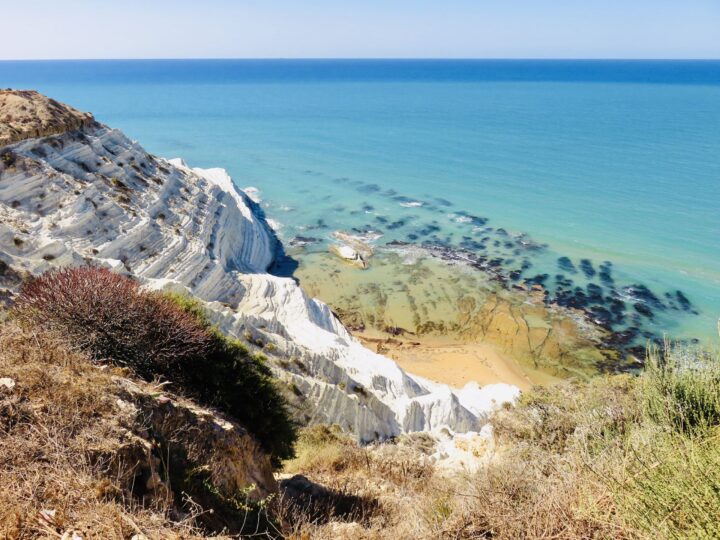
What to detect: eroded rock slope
<box><xmin>0</xmin><ymin>91</ymin><xmax>518</xmax><ymax>444</ymax></box>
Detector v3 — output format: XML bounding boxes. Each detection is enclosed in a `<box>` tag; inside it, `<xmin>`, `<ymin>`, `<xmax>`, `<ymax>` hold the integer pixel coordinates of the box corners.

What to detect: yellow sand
<box><xmin>356</xmin><ymin>331</ymin><xmax>560</xmax><ymax>390</ymax></box>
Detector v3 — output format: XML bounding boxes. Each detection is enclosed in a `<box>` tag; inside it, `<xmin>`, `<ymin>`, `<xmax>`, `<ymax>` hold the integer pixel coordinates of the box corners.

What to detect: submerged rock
<box><xmin>330</xmin><ymin>243</ymin><xmax>368</xmax><ymax>269</ymax></box>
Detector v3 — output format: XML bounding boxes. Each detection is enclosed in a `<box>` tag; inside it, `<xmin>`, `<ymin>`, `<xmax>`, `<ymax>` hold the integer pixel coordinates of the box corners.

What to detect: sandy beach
<box><xmin>354</xmin><ymin>329</ymin><xmax>561</xmax><ymax>390</ymax></box>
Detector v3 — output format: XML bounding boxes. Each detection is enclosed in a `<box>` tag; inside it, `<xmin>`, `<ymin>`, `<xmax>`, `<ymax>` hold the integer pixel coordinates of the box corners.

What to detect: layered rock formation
<box><xmin>0</xmin><ymin>91</ymin><xmax>518</xmax><ymax>447</ymax></box>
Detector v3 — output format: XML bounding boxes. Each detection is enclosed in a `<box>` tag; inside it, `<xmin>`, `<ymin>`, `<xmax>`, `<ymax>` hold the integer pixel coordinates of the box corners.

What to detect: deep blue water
<box><xmin>1</xmin><ymin>59</ymin><xmax>719</xmax><ymax>343</ymax></box>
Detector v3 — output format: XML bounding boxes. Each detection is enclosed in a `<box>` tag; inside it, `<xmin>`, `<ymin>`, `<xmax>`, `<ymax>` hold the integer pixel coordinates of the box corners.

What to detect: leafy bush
<box><xmin>642</xmin><ymin>343</ymin><xmax>720</xmax><ymax>433</ymax></box>
<box><xmin>14</xmin><ymin>267</ymin><xmax>296</xmax><ymax>462</ymax></box>
<box><xmin>196</xmin><ymin>331</ymin><xmax>297</xmax><ymax>465</ymax></box>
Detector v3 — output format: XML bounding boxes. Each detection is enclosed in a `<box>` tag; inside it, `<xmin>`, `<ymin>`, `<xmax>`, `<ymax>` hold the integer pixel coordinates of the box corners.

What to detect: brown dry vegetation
<box><xmin>279</xmin><ymin>349</ymin><xmax>720</xmax><ymax>539</ymax></box>
<box><xmin>0</xmin><ymin>322</ymin><xmax>208</xmax><ymax>539</ymax></box>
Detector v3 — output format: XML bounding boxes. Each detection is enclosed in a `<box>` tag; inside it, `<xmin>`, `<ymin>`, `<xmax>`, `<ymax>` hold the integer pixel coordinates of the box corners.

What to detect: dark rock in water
<box><xmin>395</xmin><ymin>195</ymin><xmax>425</xmax><ymax>205</ymax></box>
<box><xmin>516</xmin><ymin>234</ymin><xmax>545</xmax><ymax>252</ymax></box>
<box><xmin>289</xmin><ymin>236</ymin><xmax>321</xmax><ymax>247</ymax></box>
<box><xmin>384</xmin><ymin>189</ymin><xmax>398</xmax><ymax>197</ymax></box>
<box><xmin>496</xmin><ymin>228</ymin><xmax>508</xmax><ymax>236</ymax></box>
<box><xmin>633</xmin><ymin>302</ymin><xmax>654</xmax><ymax>318</ymax></box>
<box><xmin>624</xmin><ymin>284</ymin><xmax>665</xmax><ymax>309</ymax></box>
<box><xmin>599</xmin><ymin>270</ymin><xmax>614</xmax><ymax>286</ymax></box>
<box><xmin>386</xmin><ymin>240</ymin><xmax>410</xmax><ymax>247</ymax></box>
<box><xmin>387</xmin><ymin>219</ymin><xmax>407</xmax><ymax>230</ymax></box>
<box><xmin>332</xmin><ymin>205</ymin><xmax>346</xmax><ymax>212</ymax></box>
<box><xmin>555</xmin><ymin>274</ymin><xmax>573</xmax><ymax>288</ymax></box>
<box><xmin>351</xmin><ymin>226</ymin><xmax>382</xmax><ymax>236</ymax></box>
<box><xmin>375</xmin><ymin>216</ymin><xmax>388</xmax><ymax>224</ymax></box>
<box><xmin>599</xmin><ymin>261</ymin><xmax>614</xmax><ymax>285</ymax></box>
<box><xmin>579</xmin><ymin>259</ymin><xmax>596</xmax><ymax>278</ymax></box>
<box><xmin>557</xmin><ymin>256</ymin><xmax>578</xmax><ymax>274</ymax></box>
<box><xmin>455</xmin><ymin>211</ymin><xmax>488</xmax><ymax>226</ymax></box>
<box><xmin>509</xmin><ymin>270</ymin><xmax>522</xmax><ymax>281</ymax></box>
<box><xmin>407</xmin><ymin>233</ymin><xmax>419</xmax><ymax>240</ymax></box>
<box><xmin>305</xmin><ymin>219</ymin><xmax>328</xmax><ymax>230</ymax></box>
<box><xmin>504</xmin><ymin>241</ymin><xmax>514</xmax><ymax>249</ymax></box>
<box><xmin>419</xmin><ymin>224</ymin><xmax>441</xmax><ymax>236</ymax></box>
<box><xmin>521</xmin><ymin>259</ymin><xmax>532</xmax><ymax>271</ymax></box>
<box><xmin>335</xmin><ymin>177</ymin><xmax>350</xmax><ymax>183</ymax></box>
<box><xmin>609</xmin><ymin>326</ymin><xmax>640</xmax><ymax>346</ymax></box>
<box><xmin>586</xmin><ymin>283</ymin><xmax>604</xmax><ymax>304</ymax></box>
<box><xmin>608</xmin><ymin>297</ymin><xmax>626</xmax><ymax>314</ymax></box>
<box><xmin>459</xmin><ymin>237</ymin><xmax>486</xmax><ymax>251</ymax></box>
<box><xmin>675</xmin><ymin>290</ymin><xmax>693</xmax><ymax>311</ymax></box>
<box><xmin>572</xmin><ymin>287</ymin><xmax>589</xmax><ymax>308</ymax></box>
<box><xmin>435</xmin><ymin>197</ymin><xmax>453</xmax><ymax>207</ymax></box>
<box><xmin>589</xmin><ymin>305</ymin><xmax>614</xmax><ymax>328</ymax></box>
<box><xmin>528</xmin><ymin>273</ymin><xmax>549</xmax><ymax>285</ymax></box>
<box><xmin>357</xmin><ymin>183</ymin><xmax>381</xmax><ymax>194</ymax></box>
<box><xmin>493</xmin><ymin>240</ymin><xmax>501</xmax><ymax>248</ymax></box>
<box><xmin>361</xmin><ymin>203</ymin><xmax>374</xmax><ymax>212</ymax></box>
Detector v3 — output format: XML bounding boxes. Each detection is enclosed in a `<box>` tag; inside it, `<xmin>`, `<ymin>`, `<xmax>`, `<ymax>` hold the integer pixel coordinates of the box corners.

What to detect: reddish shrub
<box><xmin>14</xmin><ymin>266</ymin><xmax>210</xmax><ymax>378</ymax></box>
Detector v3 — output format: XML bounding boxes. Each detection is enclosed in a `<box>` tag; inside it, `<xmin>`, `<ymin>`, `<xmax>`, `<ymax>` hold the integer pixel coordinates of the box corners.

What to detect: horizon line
<box><xmin>1</xmin><ymin>57</ymin><xmax>720</xmax><ymax>62</ymax></box>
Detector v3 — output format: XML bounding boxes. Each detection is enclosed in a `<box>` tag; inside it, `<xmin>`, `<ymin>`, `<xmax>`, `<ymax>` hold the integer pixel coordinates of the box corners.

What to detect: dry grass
<box><xmin>276</xmin><ymin>345</ymin><xmax>720</xmax><ymax>539</ymax></box>
<box><xmin>277</xmin><ymin>420</ymin><xmax>623</xmax><ymax>539</ymax></box>
<box><xmin>0</xmin><ymin>321</ymin><xmax>209</xmax><ymax>539</ymax></box>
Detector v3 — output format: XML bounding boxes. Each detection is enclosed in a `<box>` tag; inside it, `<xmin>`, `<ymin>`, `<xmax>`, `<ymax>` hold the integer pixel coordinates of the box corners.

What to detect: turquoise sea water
<box><xmin>1</xmin><ymin>60</ymin><xmax>719</xmax><ymax>344</ymax></box>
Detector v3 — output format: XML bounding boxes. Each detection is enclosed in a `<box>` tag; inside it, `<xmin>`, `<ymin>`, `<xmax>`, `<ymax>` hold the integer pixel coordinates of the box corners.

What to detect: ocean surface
<box><xmin>1</xmin><ymin>59</ymin><xmax>719</xmax><ymax>343</ymax></box>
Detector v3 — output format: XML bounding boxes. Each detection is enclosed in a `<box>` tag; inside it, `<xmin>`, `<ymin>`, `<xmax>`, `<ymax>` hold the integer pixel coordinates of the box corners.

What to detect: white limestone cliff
<box><xmin>0</xmin><ymin>103</ymin><xmax>519</xmax><ymax>445</ymax></box>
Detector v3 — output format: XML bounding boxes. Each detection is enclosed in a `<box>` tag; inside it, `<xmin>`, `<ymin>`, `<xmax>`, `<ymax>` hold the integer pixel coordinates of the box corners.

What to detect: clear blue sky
<box><xmin>3</xmin><ymin>0</ymin><xmax>720</xmax><ymax>60</ymax></box>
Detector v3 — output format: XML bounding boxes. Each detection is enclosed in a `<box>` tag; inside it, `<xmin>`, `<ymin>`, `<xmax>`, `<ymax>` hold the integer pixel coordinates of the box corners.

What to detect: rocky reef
<box><xmin>0</xmin><ymin>91</ymin><xmax>517</xmax><ymax>447</ymax></box>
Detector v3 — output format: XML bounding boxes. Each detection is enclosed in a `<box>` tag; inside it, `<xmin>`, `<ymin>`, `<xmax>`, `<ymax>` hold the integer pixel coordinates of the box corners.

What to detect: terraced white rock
<box><xmin>0</xmin><ymin>116</ymin><xmax>519</xmax><ymax>444</ymax></box>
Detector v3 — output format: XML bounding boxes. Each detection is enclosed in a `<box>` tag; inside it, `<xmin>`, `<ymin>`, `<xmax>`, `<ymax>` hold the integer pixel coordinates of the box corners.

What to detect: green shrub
<box><xmin>642</xmin><ymin>343</ymin><xmax>720</xmax><ymax>434</ymax></box>
<box><xmin>200</xmin><ymin>332</ymin><xmax>297</xmax><ymax>465</ymax></box>
<box><xmin>613</xmin><ymin>429</ymin><xmax>720</xmax><ymax>539</ymax></box>
<box><xmin>161</xmin><ymin>292</ymin><xmax>296</xmax><ymax>465</ymax></box>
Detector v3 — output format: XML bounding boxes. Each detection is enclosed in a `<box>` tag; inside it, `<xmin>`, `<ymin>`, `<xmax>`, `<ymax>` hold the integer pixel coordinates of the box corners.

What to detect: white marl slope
<box><xmin>0</xmin><ymin>121</ymin><xmax>519</xmax><ymax>443</ymax></box>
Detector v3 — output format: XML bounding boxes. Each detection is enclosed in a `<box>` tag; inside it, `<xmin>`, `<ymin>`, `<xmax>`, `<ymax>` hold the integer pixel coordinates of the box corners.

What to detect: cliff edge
<box><xmin>0</xmin><ymin>89</ymin><xmax>96</xmax><ymax>146</ymax></box>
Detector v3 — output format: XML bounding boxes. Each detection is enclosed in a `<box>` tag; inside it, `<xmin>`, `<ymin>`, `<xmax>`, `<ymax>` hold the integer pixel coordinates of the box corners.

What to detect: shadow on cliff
<box><xmin>242</xmin><ymin>192</ymin><xmax>300</xmax><ymax>280</ymax></box>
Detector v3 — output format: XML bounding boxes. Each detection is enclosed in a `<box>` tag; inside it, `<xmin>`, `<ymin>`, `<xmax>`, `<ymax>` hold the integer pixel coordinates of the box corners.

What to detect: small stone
<box><xmin>0</xmin><ymin>377</ymin><xmax>15</xmax><ymax>390</ymax></box>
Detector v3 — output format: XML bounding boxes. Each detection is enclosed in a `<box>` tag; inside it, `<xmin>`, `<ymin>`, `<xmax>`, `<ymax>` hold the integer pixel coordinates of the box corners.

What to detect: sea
<box><xmin>1</xmin><ymin>59</ymin><xmax>718</xmax><ymax>344</ymax></box>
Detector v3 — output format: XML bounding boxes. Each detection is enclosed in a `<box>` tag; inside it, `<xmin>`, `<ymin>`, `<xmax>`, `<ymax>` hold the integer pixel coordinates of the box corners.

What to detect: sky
<box><xmin>1</xmin><ymin>0</ymin><xmax>719</xmax><ymax>60</ymax></box>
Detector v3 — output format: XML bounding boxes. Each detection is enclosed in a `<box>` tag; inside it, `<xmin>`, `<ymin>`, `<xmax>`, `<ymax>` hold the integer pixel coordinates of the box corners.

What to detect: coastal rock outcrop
<box><xmin>0</xmin><ymin>91</ymin><xmax>518</xmax><ymax>445</ymax></box>
<box><xmin>0</xmin><ymin>90</ymin><xmax>97</xmax><ymax>146</ymax></box>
